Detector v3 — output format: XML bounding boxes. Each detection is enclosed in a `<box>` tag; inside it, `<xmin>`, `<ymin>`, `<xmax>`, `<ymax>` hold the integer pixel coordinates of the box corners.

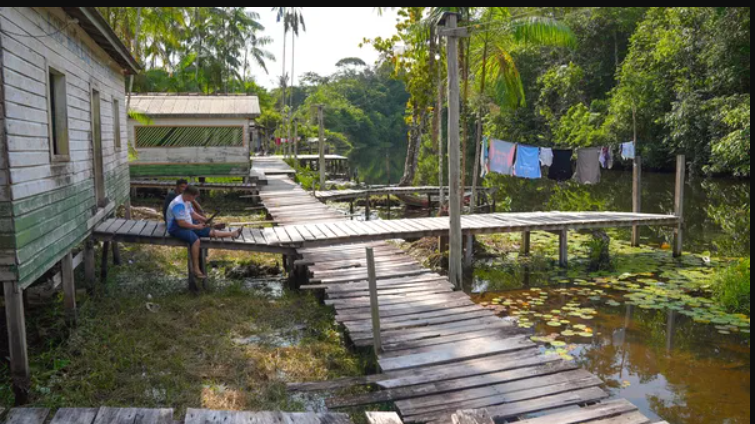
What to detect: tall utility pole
<box><xmin>440</xmin><ymin>12</ymin><xmax>465</xmax><ymax>288</ymax></box>
<box><xmin>317</xmin><ymin>104</ymin><xmax>326</xmax><ymax>189</ymax></box>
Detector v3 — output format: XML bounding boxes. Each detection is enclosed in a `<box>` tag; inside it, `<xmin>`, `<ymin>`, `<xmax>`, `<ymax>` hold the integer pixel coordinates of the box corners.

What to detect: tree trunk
<box><xmin>470</xmin><ymin>36</ymin><xmax>490</xmax><ymax>213</ymax></box>
<box><xmin>399</xmin><ymin>113</ymin><xmax>423</xmax><ymax>186</ymax></box>
<box><xmin>429</xmin><ymin>27</ymin><xmax>440</xmax><ymax>153</ymax></box>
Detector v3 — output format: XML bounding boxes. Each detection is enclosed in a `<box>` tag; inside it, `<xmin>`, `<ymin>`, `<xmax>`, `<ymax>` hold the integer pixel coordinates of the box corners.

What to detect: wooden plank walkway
<box><xmin>314</xmin><ymin>186</ymin><xmax>495</xmax><ymax>203</ymax></box>
<box><xmin>253</xmin><ymin>157</ymin><xmax>297</xmax><ymax>176</ymax></box>
<box><xmin>91</xmin><ymin>218</ymin><xmax>295</xmax><ymax>256</ymax></box>
<box><xmin>130</xmin><ymin>180</ymin><xmax>261</xmax><ymax>192</ymax></box>
<box><xmin>251</xmin><ymin>158</ymin><xmax>667</xmax><ymax>424</ymax></box>
<box><xmin>0</xmin><ymin>407</ymin><xmax>383</xmax><ymax>424</ymax></box>
<box><xmin>259</xmin><ymin>211</ymin><xmax>679</xmax><ymax>249</ymax></box>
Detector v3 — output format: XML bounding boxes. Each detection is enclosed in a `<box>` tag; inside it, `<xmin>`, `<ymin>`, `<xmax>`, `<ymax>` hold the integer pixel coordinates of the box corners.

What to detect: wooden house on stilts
<box><xmin>128</xmin><ymin>94</ymin><xmax>262</xmax><ymax>179</ymax></box>
<box><xmin>0</xmin><ymin>7</ymin><xmax>140</xmax><ymax>401</ymax></box>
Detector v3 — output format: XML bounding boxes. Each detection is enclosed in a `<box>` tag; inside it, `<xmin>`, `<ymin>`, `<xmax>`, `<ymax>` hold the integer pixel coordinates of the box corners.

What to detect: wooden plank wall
<box><xmin>0</xmin><ymin>7</ymin><xmax>130</xmax><ymax>287</ymax></box>
<box><xmin>0</xmin><ymin>25</ymin><xmax>17</xmax><ymax>281</ymax></box>
<box><xmin>128</xmin><ymin>117</ymin><xmax>251</xmax><ymax>175</ymax></box>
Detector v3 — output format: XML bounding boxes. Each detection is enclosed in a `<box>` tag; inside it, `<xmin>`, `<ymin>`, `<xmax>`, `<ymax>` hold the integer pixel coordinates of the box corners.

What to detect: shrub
<box><xmin>714</xmin><ymin>258</ymin><xmax>750</xmax><ymax>315</ymax></box>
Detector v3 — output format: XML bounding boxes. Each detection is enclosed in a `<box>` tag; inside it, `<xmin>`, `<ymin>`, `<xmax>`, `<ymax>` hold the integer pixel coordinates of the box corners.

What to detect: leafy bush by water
<box><xmin>714</xmin><ymin>258</ymin><xmax>751</xmax><ymax>315</ymax></box>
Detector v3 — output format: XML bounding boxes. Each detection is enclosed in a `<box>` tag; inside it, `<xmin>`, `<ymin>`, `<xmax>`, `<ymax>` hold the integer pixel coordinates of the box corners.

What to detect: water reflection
<box><xmin>475</xmin><ymin>285</ymin><xmax>750</xmax><ymax>424</ymax></box>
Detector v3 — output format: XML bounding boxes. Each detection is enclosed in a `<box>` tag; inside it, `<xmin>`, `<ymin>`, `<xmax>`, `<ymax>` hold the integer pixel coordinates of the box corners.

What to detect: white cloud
<box><xmin>246</xmin><ymin>7</ymin><xmax>399</xmax><ymax>89</ymax></box>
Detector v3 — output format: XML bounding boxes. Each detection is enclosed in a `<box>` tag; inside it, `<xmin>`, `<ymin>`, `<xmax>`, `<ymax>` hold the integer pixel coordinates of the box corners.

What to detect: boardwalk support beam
<box><xmin>673</xmin><ymin>155</ymin><xmax>686</xmax><ymax>257</ymax></box>
<box><xmin>100</xmin><ymin>241</ymin><xmax>110</xmax><ymax>283</ymax></box>
<box><xmin>522</xmin><ymin>231</ymin><xmax>531</xmax><ymax>257</ymax></box>
<box><xmin>366</xmin><ymin>247</ymin><xmax>382</xmax><ymax>359</ymax></box>
<box><xmin>631</xmin><ymin>156</ymin><xmax>642</xmax><ymax>246</ymax></box>
<box><xmin>3</xmin><ymin>282</ymin><xmax>30</xmax><ymax>405</ymax></box>
<box><xmin>559</xmin><ymin>230</ymin><xmax>569</xmax><ymax>268</ymax></box>
<box><xmin>61</xmin><ymin>252</ymin><xmax>77</xmax><ymax>325</ymax></box>
<box><xmin>84</xmin><ymin>238</ymin><xmax>96</xmax><ymax>289</ymax></box>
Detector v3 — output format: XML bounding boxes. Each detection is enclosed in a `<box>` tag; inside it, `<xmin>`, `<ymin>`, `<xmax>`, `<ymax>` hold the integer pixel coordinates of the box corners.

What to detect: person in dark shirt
<box><xmin>163</xmin><ymin>179</ymin><xmax>187</xmax><ymax>222</ymax></box>
<box><xmin>163</xmin><ymin>179</ymin><xmax>206</xmax><ymax>222</ymax></box>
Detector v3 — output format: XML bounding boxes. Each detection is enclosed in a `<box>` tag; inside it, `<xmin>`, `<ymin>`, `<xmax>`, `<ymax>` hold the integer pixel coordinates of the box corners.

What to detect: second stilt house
<box><xmin>128</xmin><ymin>94</ymin><xmax>262</xmax><ymax>179</ymax></box>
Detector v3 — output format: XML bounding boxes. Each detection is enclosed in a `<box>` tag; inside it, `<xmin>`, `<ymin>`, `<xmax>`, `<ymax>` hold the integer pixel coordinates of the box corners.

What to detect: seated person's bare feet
<box><xmin>193</xmin><ymin>268</ymin><xmax>207</xmax><ymax>279</ymax></box>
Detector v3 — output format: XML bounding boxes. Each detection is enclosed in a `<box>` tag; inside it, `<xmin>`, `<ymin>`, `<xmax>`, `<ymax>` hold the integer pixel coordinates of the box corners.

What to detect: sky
<box><xmin>246</xmin><ymin>7</ymin><xmax>400</xmax><ymax>89</ymax></box>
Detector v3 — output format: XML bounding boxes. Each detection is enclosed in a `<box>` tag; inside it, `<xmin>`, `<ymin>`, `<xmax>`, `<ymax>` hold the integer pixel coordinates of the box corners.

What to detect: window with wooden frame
<box><xmin>113</xmin><ymin>98</ymin><xmax>122</xmax><ymax>150</ymax></box>
<box><xmin>48</xmin><ymin>67</ymin><xmax>70</xmax><ymax>161</ymax></box>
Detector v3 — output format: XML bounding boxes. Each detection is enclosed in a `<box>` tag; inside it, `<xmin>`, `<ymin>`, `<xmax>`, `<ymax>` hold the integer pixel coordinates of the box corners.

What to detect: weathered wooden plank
<box><xmin>49</xmin><ymin>408</ymin><xmax>99</xmax><ymax>424</ymax></box>
<box><xmin>452</xmin><ymin>410</ymin><xmax>493</xmax><ymax>424</ymax></box>
<box><xmin>365</xmin><ymin>412</ymin><xmax>403</xmax><ymax>424</ymax></box>
<box><xmin>4</xmin><ymin>409</ymin><xmax>51</xmax><ymax>424</ymax></box>
<box><xmin>378</xmin><ymin>336</ymin><xmax>533</xmax><ymax>371</ymax></box>
<box><xmin>92</xmin><ymin>408</ymin><xmax>139</xmax><ymax>424</ymax></box>
<box><xmin>504</xmin><ymin>399</ymin><xmax>640</xmax><ymax>424</ymax></box>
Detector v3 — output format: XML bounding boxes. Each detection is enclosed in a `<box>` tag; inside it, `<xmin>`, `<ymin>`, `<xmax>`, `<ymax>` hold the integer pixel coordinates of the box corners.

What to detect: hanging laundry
<box><xmin>621</xmin><ymin>141</ymin><xmax>636</xmax><ymax>160</ymax></box>
<box><xmin>574</xmin><ymin>147</ymin><xmax>603</xmax><ymax>185</ymax></box>
<box><xmin>540</xmin><ymin>147</ymin><xmax>554</xmax><ymax>167</ymax></box>
<box><xmin>481</xmin><ymin>136</ymin><xmax>491</xmax><ymax>178</ymax></box>
<box><xmin>548</xmin><ymin>149</ymin><xmax>574</xmax><ymax>181</ymax></box>
<box><xmin>489</xmin><ymin>139</ymin><xmax>517</xmax><ymax>176</ymax></box>
<box><xmin>600</xmin><ymin>147</ymin><xmax>614</xmax><ymax>169</ymax></box>
<box><xmin>514</xmin><ymin>145</ymin><xmax>542</xmax><ymax>179</ymax></box>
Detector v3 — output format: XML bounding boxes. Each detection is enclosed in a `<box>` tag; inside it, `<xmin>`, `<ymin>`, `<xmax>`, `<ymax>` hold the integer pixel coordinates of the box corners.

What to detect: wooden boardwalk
<box><xmin>0</xmin><ymin>407</ymin><xmax>403</xmax><ymax>424</ymax></box>
<box><xmin>251</xmin><ymin>158</ymin><xmax>669</xmax><ymax>424</ymax></box>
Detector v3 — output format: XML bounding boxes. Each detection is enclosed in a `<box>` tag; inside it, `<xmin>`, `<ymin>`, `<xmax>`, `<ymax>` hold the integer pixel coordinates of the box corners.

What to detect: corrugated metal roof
<box><xmin>130</xmin><ymin>95</ymin><xmax>261</xmax><ymax>118</ymax></box>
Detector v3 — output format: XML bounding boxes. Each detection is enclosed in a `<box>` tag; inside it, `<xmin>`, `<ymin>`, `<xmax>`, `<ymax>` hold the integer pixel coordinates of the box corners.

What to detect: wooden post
<box><xmin>4</xmin><ymin>282</ymin><xmax>30</xmax><ymax>405</ymax></box>
<box><xmin>386</xmin><ymin>194</ymin><xmax>391</xmax><ymax>220</ymax></box>
<box><xmin>365</xmin><ymin>193</ymin><xmax>371</xmax><ymax>221</ymax></box>
<box><xmin>84</xmin><ymin>239</ymin><xmax>96</xmax><ymax>289</ymax></box>
<box><xmin>559</xmin><ymin>230</ymin><xmax>568</xmax><ymax>268</ymax></box>
<box><xmin>61</xmin><ymin>252</ymin><xmax>77</xmax><ymax>325</ymax></box>
<box><xmin>366</xmin><ymin>247</ymin><xmax>382</xmax><ymax>357</ymax></box>
<box><xmin>317</xmin><ymin>105</ymin><xmax>326</xmax><ymax>190</ymax></box>
<box><xmin>631</xmin><ymin>156</ymin><xmax>642</xmax><ymax>246</ymax></box>
<box><xmin>350</xmin><ymin>201</ymin><xmax>355</xmax><ymax>221</ymax></box>
<box><xmin>522</xmin><ymin>231</ymin><xmax>531</xmax><ymax>257</ymax></box>
<box><xmin>187</xmin><ymin>246</ymin><xmax>198</xmax><ymax>293</ymax></box>
<box><xmin>673</xmin><ymin>155</ymin><xmax>686</xmax><ymax>257</ymax></box>
<box><xmin>200</xmin><ymin>248</ymin><xmax>208</xmax><ymax>274</ymax></box>
<box><xmin>428</xmin><ymin>194</ymin><xmax>433</xmax><ymax>217</ymax></box>
<box><xmin>124</xmin><ymin>200</ymin><xmax>132</xmax><ymax>220</ymax></box>
<box><xmin>442</xmin><ymin>12</ymin><xmax>464</xmax><ymax>288</ymax></box>
<box><xmin>112</xmin><ymin>242</ymin><xmax>122</xmax><ymax>266</ymax></box>
<box><xmin>100</xmin><ymin>241</ymin><xmax>110</xmax><ymax>282</ymax></box>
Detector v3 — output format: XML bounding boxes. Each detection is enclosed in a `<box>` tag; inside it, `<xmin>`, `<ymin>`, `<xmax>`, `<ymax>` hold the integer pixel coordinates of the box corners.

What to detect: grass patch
<box><xmin>714</xmin><ymin>258</ymin><xmax>751</xmax><ymax>315</ymax></box>
<box><xmin>2</xmin><ymin>241</ymin><xmax>371</xmax><ymax>417</ymax></box>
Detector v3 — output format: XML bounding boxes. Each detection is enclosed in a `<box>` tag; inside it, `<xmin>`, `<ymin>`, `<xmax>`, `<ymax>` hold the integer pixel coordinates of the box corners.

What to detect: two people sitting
<box><xmin>164</xmin><ymin>179</ymin><xmax>242</xmax><ymax>279</ymax></box>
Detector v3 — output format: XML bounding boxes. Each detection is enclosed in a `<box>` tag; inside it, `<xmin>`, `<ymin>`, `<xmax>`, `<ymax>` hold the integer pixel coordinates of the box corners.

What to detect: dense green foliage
<box><xmin>104</xmin><ymin>7</ymin><xmax>749</xmax><ymax>179</ymax></box>
<box><xmin>714</xmin><ymin>258</ymin><xmax>751</xmax><ymax>315</ymax></box>
<box><xmin>489</xmin><ymin>7</ymin><xmax>750</xmax><ymax>176</ymax></box>
<box><xmin>99</xmin><ymin>7</ymin><xmax>274</xmax><ymax>98</ymax></box>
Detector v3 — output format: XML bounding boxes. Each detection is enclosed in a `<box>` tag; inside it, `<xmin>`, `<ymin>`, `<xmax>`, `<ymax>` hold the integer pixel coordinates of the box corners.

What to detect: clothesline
<box><xmin>481</xmin><ymin>137</ymin><xmax>638</xmax><ymax>185</ymax></box>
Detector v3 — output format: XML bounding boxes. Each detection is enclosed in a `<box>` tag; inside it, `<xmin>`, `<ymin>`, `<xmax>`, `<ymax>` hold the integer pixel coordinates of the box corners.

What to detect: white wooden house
<box><xmin>128</xmin><ymin>94</ymin><xmax>261</xmax><ymax>178</ymax></box>
<box><xmin>0</xmin><ymin>7</ymin><xmax>140</xmax><ymax>401</ymax></box>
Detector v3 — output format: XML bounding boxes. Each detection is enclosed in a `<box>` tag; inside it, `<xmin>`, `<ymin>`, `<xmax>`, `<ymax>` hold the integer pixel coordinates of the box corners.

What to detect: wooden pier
<box><xmin>251</xmin><ymin>158</ymin><xmax>670</xmax><ymax>424</ymax></box>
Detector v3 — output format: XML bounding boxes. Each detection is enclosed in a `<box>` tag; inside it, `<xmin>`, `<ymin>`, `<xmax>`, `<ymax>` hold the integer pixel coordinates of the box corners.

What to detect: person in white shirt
<box><xmin>166</xmin><ymin>186</ymin><xmax>242</xmax><ymax>278</ymax></box>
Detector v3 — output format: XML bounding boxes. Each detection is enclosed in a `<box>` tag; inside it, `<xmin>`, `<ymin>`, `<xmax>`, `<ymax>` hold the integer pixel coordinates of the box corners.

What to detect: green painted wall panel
<box><xmin>13</xmin><ymin>164</ymin><xmax>131</xmax><ymax>287</ymax></box>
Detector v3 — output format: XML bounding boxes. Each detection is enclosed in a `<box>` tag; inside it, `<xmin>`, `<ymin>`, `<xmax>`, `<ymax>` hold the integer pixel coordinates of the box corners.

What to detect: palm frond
<box><xmin>510</xmin><ymin>16</ymin><xmax>577</xmax><ymax>48</ymax></box>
